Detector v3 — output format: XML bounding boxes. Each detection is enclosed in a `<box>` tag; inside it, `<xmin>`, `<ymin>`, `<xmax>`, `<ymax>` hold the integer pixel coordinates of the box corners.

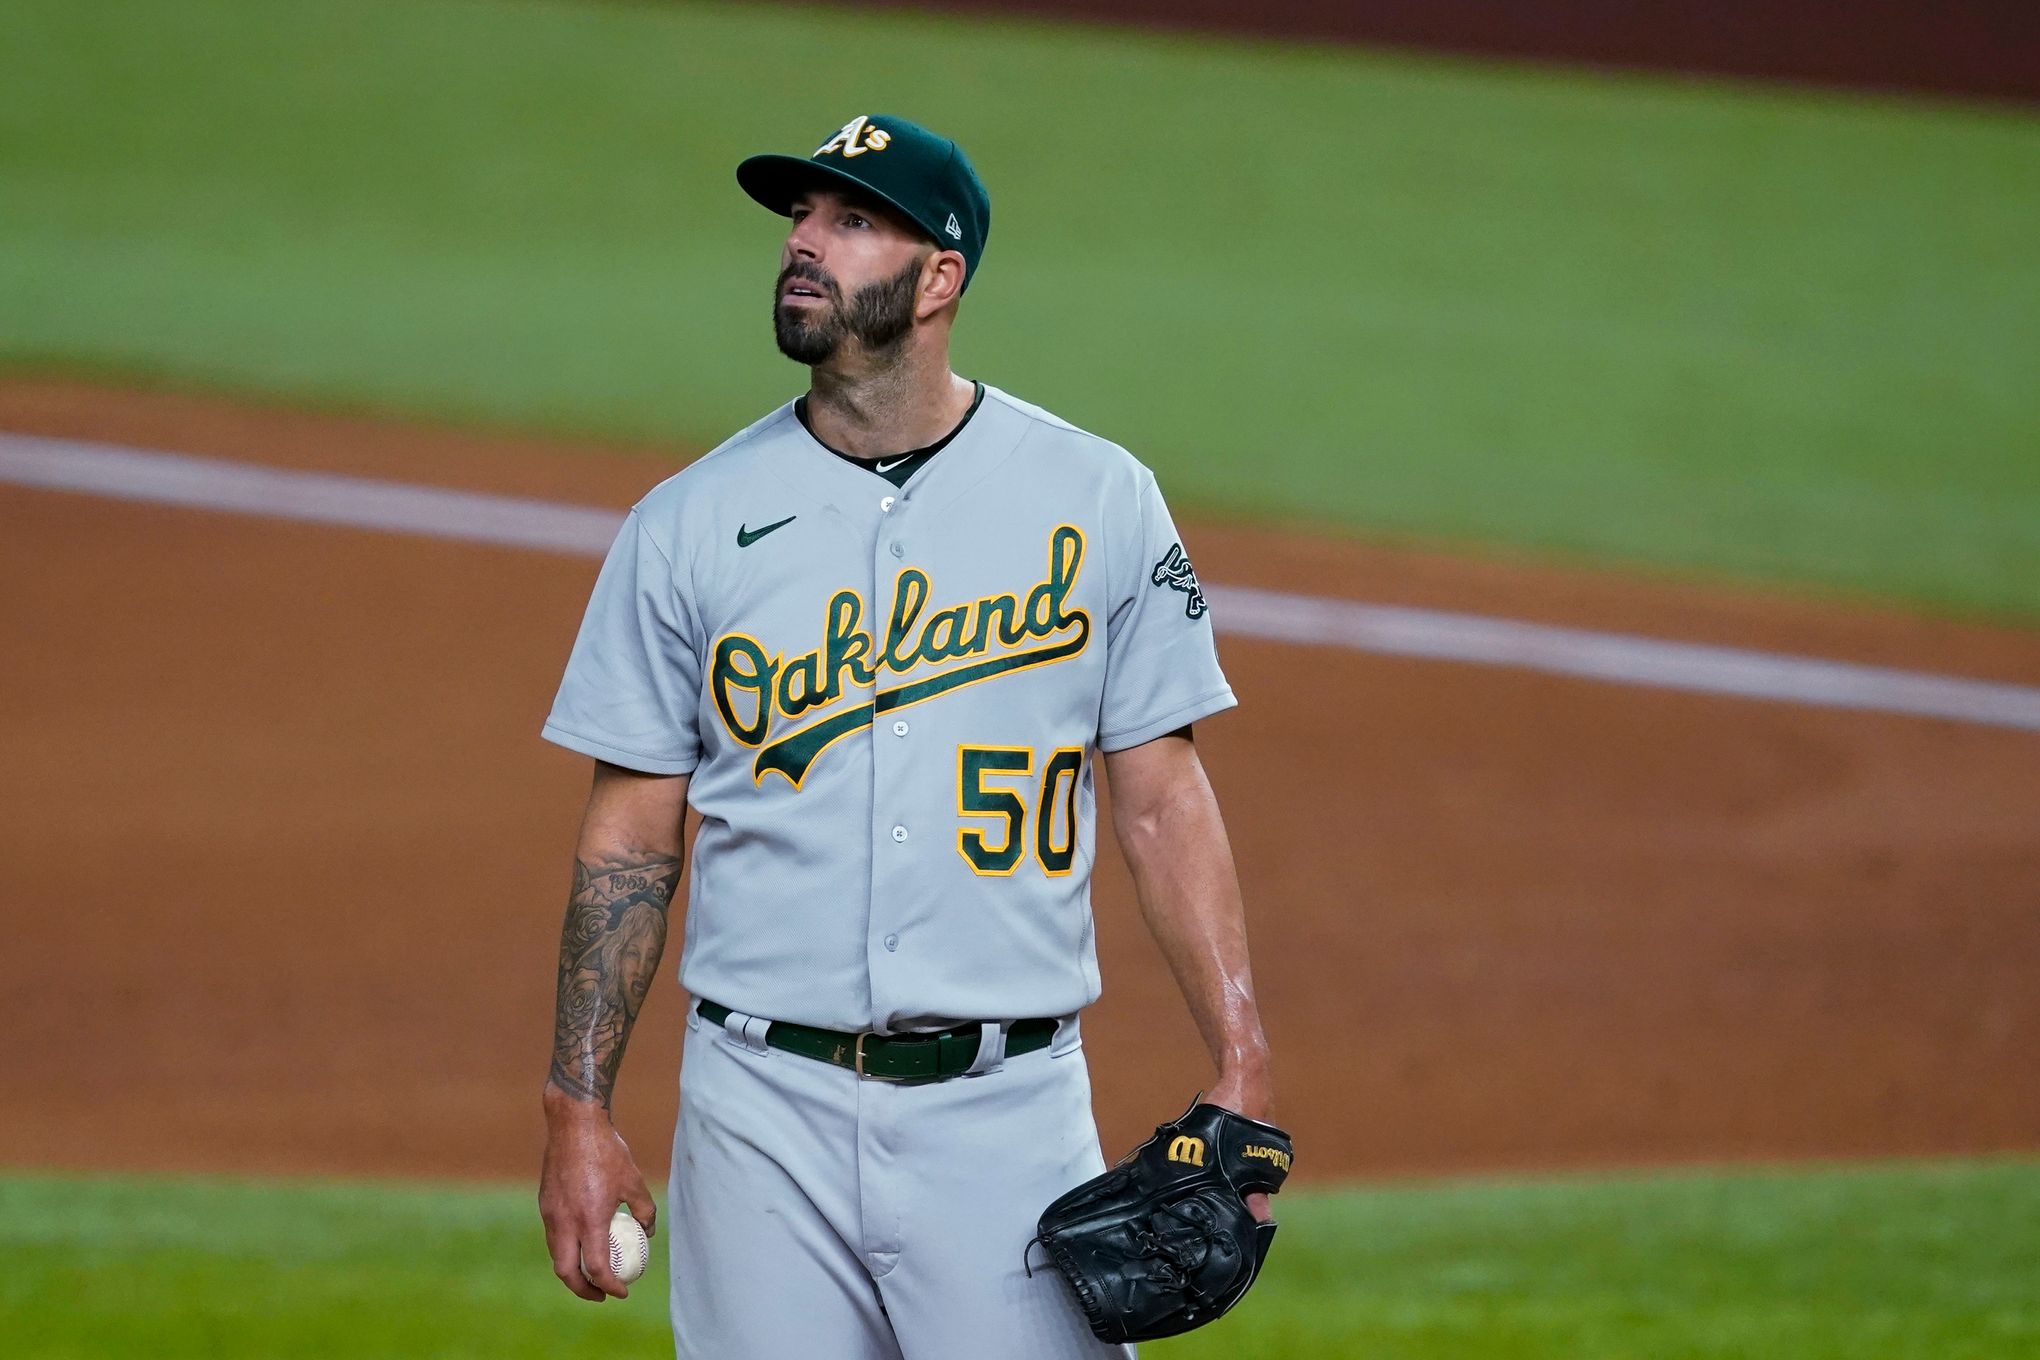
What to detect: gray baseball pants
<box><xmin>668</xmin><ymin>1001</ymin><xmax>1135</xmax><ymax>1359</ymax></box>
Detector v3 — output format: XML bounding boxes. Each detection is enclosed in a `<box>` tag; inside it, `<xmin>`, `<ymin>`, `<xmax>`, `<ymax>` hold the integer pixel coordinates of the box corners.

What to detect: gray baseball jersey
<box><xmin>543</xmin><ymin>385</ymin><xmax>1233</xmax><ymax>1033</ymax></box>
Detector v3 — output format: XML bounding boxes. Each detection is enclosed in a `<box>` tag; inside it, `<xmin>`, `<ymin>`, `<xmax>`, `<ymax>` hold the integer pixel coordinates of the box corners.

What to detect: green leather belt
<box><xmin>697</xmin><ymin>999</ymin><xmax>1056</xmax><ymax>1083</ymax></box>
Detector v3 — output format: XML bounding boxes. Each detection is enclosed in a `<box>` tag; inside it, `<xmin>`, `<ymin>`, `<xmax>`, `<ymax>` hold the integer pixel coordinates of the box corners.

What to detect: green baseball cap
<box><xmin>737</xmin><ymin>114</ymin><xmax>992</xmax><ymax>289</ymax></box>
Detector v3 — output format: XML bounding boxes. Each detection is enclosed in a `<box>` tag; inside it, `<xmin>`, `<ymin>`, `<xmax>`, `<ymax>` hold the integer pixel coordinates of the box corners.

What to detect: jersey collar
<box><xmin>775</xmin><ymin>385</ymin><xmax>1029</xmax><ymax>528</ymax></box>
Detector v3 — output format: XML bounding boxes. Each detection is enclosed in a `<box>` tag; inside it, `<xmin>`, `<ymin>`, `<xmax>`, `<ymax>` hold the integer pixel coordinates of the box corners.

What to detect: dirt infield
<box><xmin>853</xmin><ymin>0</ymin><xmax>2040</xmax><ymax>102</ymax></box>
<box><xmin>2</xmin><ymin>376</ymin><xmax>2037</xmax><ymax>1184</ymax></box>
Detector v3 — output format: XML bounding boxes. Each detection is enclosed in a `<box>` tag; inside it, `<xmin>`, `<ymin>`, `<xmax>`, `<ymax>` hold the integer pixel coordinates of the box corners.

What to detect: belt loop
<box><xmin>721</xmin><ymin>1007</ymin><xmax>770</xmax><ymax>1055</ymax></box>
<box><xmin>1049</xmin><ymin>1013</ymin><xmax>1082</xmax><ymax>1058</ymax></box>
<box><xmin>963</xmin><ymin>1021</ymin><xmax>1009</xmax><ymax>1076</ymax></box>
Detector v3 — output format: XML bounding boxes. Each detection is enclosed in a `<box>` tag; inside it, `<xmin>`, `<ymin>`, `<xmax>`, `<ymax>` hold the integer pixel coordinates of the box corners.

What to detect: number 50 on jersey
<box><xmin>957</xmin><ymin>744</ymin><xmax>1083</xmax><ymax>877</ymax></box>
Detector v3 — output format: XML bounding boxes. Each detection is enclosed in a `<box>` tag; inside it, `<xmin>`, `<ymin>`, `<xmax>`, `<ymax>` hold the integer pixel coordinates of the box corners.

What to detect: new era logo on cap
<box><xmin>944</xmin><ymin>213</ymin><xmax>962</xmax><ymax>240</ymax></box>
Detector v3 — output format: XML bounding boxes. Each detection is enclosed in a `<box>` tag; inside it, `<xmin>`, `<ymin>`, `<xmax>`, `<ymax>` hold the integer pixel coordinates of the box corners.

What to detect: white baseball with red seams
<box><xmin>607</xmin><ymin>1208</ymin><xmax>649</xmax><ymax>1286</ymax></box>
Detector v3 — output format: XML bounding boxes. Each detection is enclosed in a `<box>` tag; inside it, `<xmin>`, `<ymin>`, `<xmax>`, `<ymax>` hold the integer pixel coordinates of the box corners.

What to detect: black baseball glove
<box><xmin>1029</xmin><ymin>1100</ymin><xmax>1294</xmax><ymax>1343</ymax></box>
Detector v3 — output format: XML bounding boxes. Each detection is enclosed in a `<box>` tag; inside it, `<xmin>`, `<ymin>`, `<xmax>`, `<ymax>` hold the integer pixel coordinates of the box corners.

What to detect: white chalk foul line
<box><xmin>0</xmin><ymin>434</ymin><xmax>624</xmax><ymax>556</ymax></box>
<box><xmin>5</xmin><ymin>433</ymin><xmax>2039</xmax><ymax>733</ymax></box>
<box><xmin>1208</xmin><ymin>586</ymin><xmax>2040</xmax><ymax>731</ymax></box>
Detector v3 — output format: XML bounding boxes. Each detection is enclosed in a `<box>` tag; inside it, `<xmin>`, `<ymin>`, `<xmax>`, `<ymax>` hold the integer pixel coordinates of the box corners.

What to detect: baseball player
<box><xmin>536</xmin><ymin>114</ymin><xmax>1276</xmax><ymax>1358</ymax></box>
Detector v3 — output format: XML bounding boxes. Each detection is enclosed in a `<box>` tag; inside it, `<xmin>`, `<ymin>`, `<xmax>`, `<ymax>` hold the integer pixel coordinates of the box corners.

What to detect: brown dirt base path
<box><xmin>2</xmin><ymin>377</ymin><xmax>2037</xmax><ymax>1185</ymax></box>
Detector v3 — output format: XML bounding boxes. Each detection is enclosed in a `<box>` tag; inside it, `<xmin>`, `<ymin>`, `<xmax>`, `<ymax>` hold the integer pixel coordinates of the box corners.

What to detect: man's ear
<box><xmin>916</xmin><ymin>249</ymin><xmax>967</xmax><ymax>318</ymax></box>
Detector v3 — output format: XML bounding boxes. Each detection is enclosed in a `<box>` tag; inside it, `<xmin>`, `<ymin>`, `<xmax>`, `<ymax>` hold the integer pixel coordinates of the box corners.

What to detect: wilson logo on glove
<box><xmin>1027</xmin><ymin>1100</ymin><xmax>1294</xmax><ymax>1344</ymax></box>
<box><xmin>1242</xmin><ymin>1144</ymin><xmax>1291</xmax><ymax>1171</ymax></box>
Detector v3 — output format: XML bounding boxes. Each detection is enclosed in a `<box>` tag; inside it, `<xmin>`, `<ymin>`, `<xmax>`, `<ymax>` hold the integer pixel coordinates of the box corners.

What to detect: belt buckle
<box><xmin>853</xmin><ymin>1031</ymin><xmax>918</xmax><ymax>1083</ymax></box>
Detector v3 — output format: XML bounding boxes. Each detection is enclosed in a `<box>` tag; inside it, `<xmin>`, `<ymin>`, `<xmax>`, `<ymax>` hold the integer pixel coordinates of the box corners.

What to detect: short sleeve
<box><xmin>1096</xmin><ymin>471</ymin><xmax>1236</xmax><ymax>752</ymax></box>
<box><xmin>541</xmin><ymin>509</ymin><xmax>704</xmax><ymax>774</ymax></box>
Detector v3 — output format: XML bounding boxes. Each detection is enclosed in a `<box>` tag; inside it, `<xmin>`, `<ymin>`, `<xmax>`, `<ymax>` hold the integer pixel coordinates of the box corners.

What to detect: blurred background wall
<box><xmin>834</xmin><ymin>0</ymin><xmax>2040</xmax><ymax>99</ymax></box>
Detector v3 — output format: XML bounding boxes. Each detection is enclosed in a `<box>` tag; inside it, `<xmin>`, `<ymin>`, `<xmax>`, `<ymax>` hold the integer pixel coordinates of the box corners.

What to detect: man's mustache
<box><xmin>777</xmin><ymin>263</ymin><xmax>842</xmax><ymax>304</ymax></box>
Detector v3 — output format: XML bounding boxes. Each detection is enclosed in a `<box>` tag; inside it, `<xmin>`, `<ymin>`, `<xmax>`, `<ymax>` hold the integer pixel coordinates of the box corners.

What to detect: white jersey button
<box><xmin>891</xmin><ymin>825</ymin><xmax>908</xmax><ymax>843</ymax></box>
<box><xmin>892</xmin><ymin>720</ymin><xmax>909</xmax><ymax>736</ymax></box>
<box><xmin>880</xmin><ymin>495</ymin><xmax>895</xmax><ymax>513</ymax></box>
<box><xmin>889</xmin><ymin>541</ymin><xmax>905</xmax><ymax>558</ymax></box>
<box><xmin>883</xmin><ymin>934</ymin><xmax>899</xmax><ymax>952</ymax></box>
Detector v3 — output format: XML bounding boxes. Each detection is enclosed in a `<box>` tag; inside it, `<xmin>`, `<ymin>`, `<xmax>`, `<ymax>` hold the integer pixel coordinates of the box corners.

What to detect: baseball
<box><xmin>607</xmin><ymin>1208</ymin><xmax>649</xmax><ymax>1285</ymax></box>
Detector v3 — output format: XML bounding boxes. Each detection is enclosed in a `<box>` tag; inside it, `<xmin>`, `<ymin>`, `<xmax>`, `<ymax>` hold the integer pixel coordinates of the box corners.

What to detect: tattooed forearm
<box><xmin>546</xmin><ymin>850</ymin><xmax>682</xmax><ymax>1110</ymax></box>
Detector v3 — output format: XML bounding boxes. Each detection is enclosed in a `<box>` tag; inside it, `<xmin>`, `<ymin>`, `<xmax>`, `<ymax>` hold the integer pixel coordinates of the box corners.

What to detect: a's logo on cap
<box><xmin>816</xmin><ymin>115</ymin><xmax>892</xmax><ymax>159</ymax></box>
<box><xmin>944</xmin><ymin>213</ymin><xmax>963</xmax><ymax>241</ymax></box>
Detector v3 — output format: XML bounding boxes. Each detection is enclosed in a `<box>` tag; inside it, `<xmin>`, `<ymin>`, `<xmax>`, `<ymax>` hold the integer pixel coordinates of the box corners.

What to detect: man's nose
<box><xmin>784</xmin><ymin>217</ymin><xmax>824</xmax><ymax>262</ymax></box>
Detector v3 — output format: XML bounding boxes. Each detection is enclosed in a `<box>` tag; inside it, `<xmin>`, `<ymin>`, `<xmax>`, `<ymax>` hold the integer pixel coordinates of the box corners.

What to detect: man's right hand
<box><xmin>539</xmin><ymin>1092</ymin><xmax>658</xmax><ymax>1301</ymax></box>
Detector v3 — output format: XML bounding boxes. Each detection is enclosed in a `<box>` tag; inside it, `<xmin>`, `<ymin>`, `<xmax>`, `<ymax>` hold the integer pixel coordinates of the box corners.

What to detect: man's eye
<box><xmin>846</xmin><ymin>214</ymin><xmax>869</xmax><ymax>229</ymax></box>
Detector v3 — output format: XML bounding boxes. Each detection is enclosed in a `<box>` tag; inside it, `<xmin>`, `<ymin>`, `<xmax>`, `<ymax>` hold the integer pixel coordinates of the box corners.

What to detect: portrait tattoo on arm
<box><xmin>547</xmin><ymin>850</ymin><xmax>683</xmax><ymax>1110</ymax></box>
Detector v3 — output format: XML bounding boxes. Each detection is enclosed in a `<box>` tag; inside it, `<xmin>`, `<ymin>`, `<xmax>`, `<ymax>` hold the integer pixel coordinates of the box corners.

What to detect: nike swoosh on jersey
<box><xmin>875</xmin><ymin>457</ymin><xmax>909</xmax><ymax>472</ymax></box>
<box><xmin>736</xmin><ymin>515</ymin><xmax>797</xmax><ymax>547</ymax></box>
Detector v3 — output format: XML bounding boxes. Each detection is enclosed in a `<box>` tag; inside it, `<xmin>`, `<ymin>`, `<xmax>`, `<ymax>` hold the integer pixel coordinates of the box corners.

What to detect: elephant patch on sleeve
<box><xmin>1150</xmin><ymin>543</ymin><xmax>1207</xmax><ymax>620</ymax></box>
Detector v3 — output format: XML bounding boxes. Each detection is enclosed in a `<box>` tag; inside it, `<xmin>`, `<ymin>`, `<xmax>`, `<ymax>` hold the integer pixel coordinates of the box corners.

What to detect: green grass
<box><xmin>3</xmin><ymin>1160</ymin><xmax>2036</xmax><ymax>1357</ymax></box>
<box><xmin>3</xmin><ymin>0</ymin><xmax>2038</xmax><ymax>615</ymax></box>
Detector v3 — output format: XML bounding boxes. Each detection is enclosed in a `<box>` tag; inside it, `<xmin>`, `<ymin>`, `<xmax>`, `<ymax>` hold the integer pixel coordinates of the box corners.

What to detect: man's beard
<box><xmin>773</xmin><ymin>258</ymin><xmax>921</xmax><ymax>365</ymax></box>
